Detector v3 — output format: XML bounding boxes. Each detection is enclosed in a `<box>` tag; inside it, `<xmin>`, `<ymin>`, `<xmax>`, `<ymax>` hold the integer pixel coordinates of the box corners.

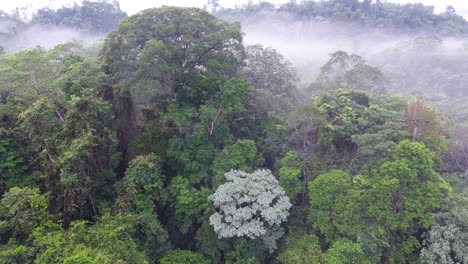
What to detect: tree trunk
<box><xmin>412</xmin><ymin>126</ymin><xmax>418</xmax><ymax>142</ymax></box>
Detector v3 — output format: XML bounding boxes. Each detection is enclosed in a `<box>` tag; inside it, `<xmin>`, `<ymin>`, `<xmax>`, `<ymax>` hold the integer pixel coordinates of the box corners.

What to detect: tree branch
<box><xmin>209</xmin><ymin>106</ymin><xmax>223</xmax><ymax>136</ymax></box>
<box><xmin>234</xmin><ymin>114</ymin><xmax>258</xmax><ymax>121</ymax></box>
<box><xmin>55</xmin><ymin>110</ymin><xmax>65</xmax><ymax>122</ymax></box>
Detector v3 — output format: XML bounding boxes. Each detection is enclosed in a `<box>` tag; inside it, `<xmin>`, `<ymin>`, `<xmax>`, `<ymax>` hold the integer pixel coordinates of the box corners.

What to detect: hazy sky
<box><xmin>118</xmin><ymin>0</ymin><xmax>468</xmax><ymax>16</ymax></box>
<box><xmin>2</xmin><ymin>0</ymin><xmax>468</xmax><ymax>18</ymax></box>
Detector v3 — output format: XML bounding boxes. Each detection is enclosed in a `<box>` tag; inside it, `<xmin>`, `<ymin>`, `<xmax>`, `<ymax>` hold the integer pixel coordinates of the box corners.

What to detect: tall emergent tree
<box><xmin>99</xmin><ymin>6</ymin><xmax>247</xmax><ymax>172</ymax></box>
<box><xmin>100</xmin><ymin>6</ymin><xmax>244</xmax><ymax>102</ymax></box>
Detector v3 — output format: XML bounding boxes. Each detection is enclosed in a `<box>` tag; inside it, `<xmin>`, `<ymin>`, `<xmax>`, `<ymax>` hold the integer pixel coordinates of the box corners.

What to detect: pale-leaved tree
<box><xmin>209</xmin><ymin>169</ymin><xmax>292</xmax><ymax>251</ymax></box>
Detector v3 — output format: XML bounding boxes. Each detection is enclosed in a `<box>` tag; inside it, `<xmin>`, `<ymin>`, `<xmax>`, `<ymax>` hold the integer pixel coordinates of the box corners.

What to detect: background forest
<box><xmin>0</xmin><ymin>0</ymin><xmax>467</xmax><ymax>263</ymax></box>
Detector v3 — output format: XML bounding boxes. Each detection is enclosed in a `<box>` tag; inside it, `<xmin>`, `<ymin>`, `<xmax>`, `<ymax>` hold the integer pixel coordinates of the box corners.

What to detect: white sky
<box><xmin>2</xmin><ymin>0</ymin><xmax>468</xmax><ymax>18</ymax></box>
<box><xmin>119</xmin><ymin>0</ymin><xmax>468</xmax><ymax>16</ymax></box>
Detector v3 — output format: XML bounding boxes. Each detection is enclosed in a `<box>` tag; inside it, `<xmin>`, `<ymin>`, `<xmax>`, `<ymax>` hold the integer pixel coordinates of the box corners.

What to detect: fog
<box><xmin>242</xmin><ymin>17</ymin><xmax>407</xmax><ymax>78</ymax></box>
<box><xmin>0</xmin><ymin>24</ymin><xmax>104</xmax><ymax>53</ymax></box>
<box><xmin>1</xmin><ymin>4</ymin><xmax>468</xmax><ymax>101</ymax></box>
<box><xmin>233</xmin><ymin>10</ymin><xmax>465</xmax><ymax>80</ymax></box>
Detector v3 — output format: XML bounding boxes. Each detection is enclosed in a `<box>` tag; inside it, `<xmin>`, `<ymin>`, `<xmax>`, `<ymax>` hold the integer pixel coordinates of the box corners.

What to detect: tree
<box><xmin>18</xmin><ymin>89</ymin><xmax>118</xmax><ymax>223</ymax></box>
<box><xmin>445</xmin><ymin>5</ymin><xmax>456</xmax><ymax>16</ymax></box>
<box><xmin>307</xmin><ymin>140</ymin><xmax>451</xmax><ymax>262</ymax></box>
<box><xmin>287</xmin><ymin>104</ymin><xmax>325</xmax><ymax>154</ymax></box>
<box><xmin>362</xmin><ymin>140</ymin><xmax>451</xmax><ymax>262</ymax></box>
<box><xmin>311</xmin><ymin>51</ymin><xmax>386</xmax><ymax>94</ymax></box>
<box><xmin>420</xmin><ymin>224</ymin><xmax>468</xmax><ymax>264</ymax></box>
<box><xmin>0</xmin><ymin>128</ymin><xmax>29</xmax><ymax>196</ymax></box>
<box><xmin>445</xmin><ymin>122</ymin><xmax>468</xmax><ymax>185</ymax></box>
<box><xmin>308</xmin><ymin>170</ymin><xmax>361</xmax><ymax>242</ymax></box>
<box><xmin>33</xmin><ymin>214</ymin><xmax>150</xmax><ymax>264</ymax></box>
<box><xmin>240</xmin><ymin>44</ymin><xmax>298</xmax><ymax>116</ymax></box>
<box><xmin>5</xmin><ymin>46</ymin><xmax>121</xmax><ymax>224</ymax></box>
<box><xmin>322</xmin><ymin>239</ymin><xmax>369</xmax><ymax>264</ymax></box>
<box><xmin>405</xmin><ymin>101</ymin><xmax>443</xmax><ymax>142</ymax></box>
<box><xmin>32</xmin><ymin>1</ymin><xmax>126</xmax><ymax>33</ymax></box>
<box><xmin>115</xmin><ymin>154</ymin><xmax>170</xmax><ymax>261</ymax></box>
<box><xmin>100</xmin><ymin>6</ymin><xmax>243</xmax><ymax>104</ymax></box>
<box><xmin>276</xmin><ymin>233</ymin><xmax>322</xmax><ymax>264</ymax></box>
<box><xmin>279</xmin><ymin>151</ymin><xmax>305</xmax><ymax>202</ymax></box>
<box><xmin>117</xmin><ymin>153</ymin><xmax>165</xmax><ymax>205</ymax></box>
<box><xmin>420</xmin><ymin>192</ymin><xmax>468</xmax><ymax>264</ymax></box>
<box><xmin>160</xmin><ymin>249</ymin><xmax>210</xmax><ymax>264</ymax></box>
<box><xmin>99</xmin><ymin>7</ymin><xmax>247</xmax><ymax>170</ymax></box>
<box><xmin>168</xmin><ymin>176</ymin><xmax>207</xmax><ymax>234</ymax></box>
<box><xmin>216</xmin><ymin>0</ymin><xmax>468</xmax><ymax>36</ymax></box>
<box><xmin>0</xmin><ymin>187</ymin><xmax>50</xmax><ymax>243</ymax></box>
<box><xmin>0</xmin><ymin>46</ymin><xmax>60</xmax><ymax>96</ymax></box>
<box><xmin>212</xmin><ymin>139</ymin><xmax>259</xmax><ymax>186</ymax></box>
<box><xmin>312</xmin><ymin>89</ymin><xmax>407</xmax><ymax>172</ymax></box>
<box><xmin>209</xmin><ymin>169</ymin><xmax>292</xmax><ymax>251</ymax></box>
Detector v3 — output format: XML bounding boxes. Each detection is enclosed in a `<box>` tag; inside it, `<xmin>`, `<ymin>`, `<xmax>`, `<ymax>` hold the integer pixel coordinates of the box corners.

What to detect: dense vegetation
<box><xmin>1</xmin><ymin>1</ymin><xmax>468</xmax><ymax>264</ymax></box>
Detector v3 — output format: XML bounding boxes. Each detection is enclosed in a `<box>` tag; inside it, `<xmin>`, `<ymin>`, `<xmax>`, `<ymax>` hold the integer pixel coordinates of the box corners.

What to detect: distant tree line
<box><xmin>216</xmin><ymin>0</ymin><xmax>468</xmax><ymax>36</ymax></box>
<box><xmin>32</xmin><ymin>0</ymin><xmax>126</xmax><ymax>33</ymax></box>
<box><xmin>0</xmin><ymin>0</ymin><xmax>126</xmax><ymax>53</ymax></box>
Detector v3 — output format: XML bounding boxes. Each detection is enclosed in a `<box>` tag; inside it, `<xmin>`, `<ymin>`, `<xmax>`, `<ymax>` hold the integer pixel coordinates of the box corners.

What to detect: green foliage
<box><xmin>33</xmin><ymin>214</ymin><xmax>149</xmax><ymax>264</ymax></box>
<box><xmin>279</xmin><ymin>151</ymin><xmax>304</xmax><ymax>202</ymax></box>
<box><xmin>0</xmin><ymin>129</ymin><xmax>29</xmax><ymax>194</ymax></box>
<box><xmin>160</xmin><ymin>249</ymin><xmax>210</xmax><ymax>264</ymax></box>
<box><xmin>0</xmin><ymin>3</ymin><xmax>464</xmax><ymax>264</ymax></box>
<box><xmin>101</xmin><ymin>6</ymin><xmax>243</xmax><ymax>97</ymax></box>
<box><xmin>195</xmin><ymin>219</ymin><xmax>229</xmax><ymax>264</ymax></box>
<box><xmin>322</xmin><ymin>239</ymin><xmax>369</xmax><ymax>264</ymax></box>
<box><xmin>360</xmin><ymin>140</ymin><xmax>451</xmax><ymax>261</ymax></box>
<box><xmin>168</xmin><ymin>176</ymin><xmax>206</xmax><ymax>234</ymax></box>
<box><xmin>217</xmin><ymin>1</ymin><xmax>468</xmax><ymax>36</ymax></box>
<box><xmin>0</xmin><ymin>187</ymin><xmax>50</xmax><ymax>242</ymax></box>
<box><xmin>0</xmin><ymin>244</ymin><xmax>30</xmax><ymax>264</ymax></box>
<box><xmin>311</xmin><ymin>89</ymin><xmax>407</xmax><ymax>172</ymax></box>
<box><xmin>224</xmin><ymin>239</ymin><xmax>264</xmax><ymax>264</ymax></box>
<box><xmin>307</xmin><ymin>141</ymin><xmax>451</xmax><ymax>262</ymax></box>
<box><xmin>241</xmin><ymin>44</ymin><xmax>298</xmax><ymax>116</ymax></box>
<box><xmin>444</xmin><ymin>122</ymin><xmax>468</xmax><ymax>187</ymax></box>
<box><xmin>0</xmin><ymin>47</ymin><xmax>57</xmax><ymax>96</ymax></box>
<box><xmin>167</xmin><ymin>133</ymin><xmax>216</xmax><ymax>185</ymax></box>
<box><xmin>436</xmin><ymin>192</ymin><xmax>468</xmax><ymax>231</ymax></box>
<box><xmin>277</xmin><ymin>233</ymin><xmax>322</xmax><ymax>264</ymax></box>
<box><xmin>127</xmin><ymin>120</ymin><xmax>169</xmax><ymax>159</ymax></box>
<box><xmin>8</xmin><ymin>46</ymin><xmax>120</xmax><ymax>222</ymax></box>
<box><xmin>32</xmin><ymin>1</ymin><xmax>126</xmax><ymax>33</ymax></box>
<box><xmin>366</xmin><ymin>140</ymin><xmax>451</xmax><ymax>230</ymax></box>
<box><xmin>120</xmin><ymin>153</ymin><xmax>164</xmax><ymax>200</ymax></box>
<box><xmin>114</xmin><ymin>154</ymin><xmax>171</xmax><ymax>262</ymax></box>
<box><xmin>213</xmin><ymin>139</ymin><xmax>258</xmax><ymax>186</ymax></box>
<box><xmin>52</xmin><ymin>57</ymin><xmax>110</xmax><ymax>99</ymax></box>
<box><xmin>308</xmin><ymin>170</ymin><xmax>360</xmax><ymax>242</ymax></box>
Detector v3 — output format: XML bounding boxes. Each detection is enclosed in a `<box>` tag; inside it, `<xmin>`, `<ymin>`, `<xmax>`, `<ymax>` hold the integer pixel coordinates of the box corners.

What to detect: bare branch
<box><xmin>55</xmin><ymin>110</ymin><xmax>65</xmax><ymax>122</ymax></box>
<box><xmin>209</xmin><ymin>106</ymin><xmax>223</xmax><ymax>136</ymax></box>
